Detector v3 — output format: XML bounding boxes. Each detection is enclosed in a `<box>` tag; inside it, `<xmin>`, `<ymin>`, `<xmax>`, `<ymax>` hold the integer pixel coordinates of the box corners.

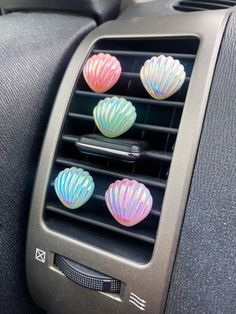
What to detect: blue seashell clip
<box><xmin>54</xmin><ymin>167</ymin><xmax>95</xmax><ymax>209</ymax></box>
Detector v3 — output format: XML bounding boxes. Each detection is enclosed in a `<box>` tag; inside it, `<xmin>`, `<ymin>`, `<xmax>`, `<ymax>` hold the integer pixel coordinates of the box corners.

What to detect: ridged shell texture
<box><xmin>83</xmin><ymin>53</ymin><xmax>121</xmax><ymax>93</ymax></box>
<box><xmin>140</xmin><ymin>55</ymin><xmax>186</xmax><ymax>100</ymax></box>
<box><xmin>105</xmin><ymin>179</ymin><xmax>153</xmax><ymax>227</ymax></box>
<box><xmin>54</xmin><ymin>167</ymin><xmax>95</xmax><ymax>209</ymax></box>
<box><xmin>93</xmin><ymin>96</ymin><xmax>136</xmax><ymax>138</ymax></box>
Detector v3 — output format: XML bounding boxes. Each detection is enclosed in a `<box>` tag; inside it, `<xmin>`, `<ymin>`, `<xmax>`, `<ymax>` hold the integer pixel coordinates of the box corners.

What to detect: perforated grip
<box><xmin>55</xmin><ymin>255</ymin><xmax>121</xmax><ymax>293</ymax></box>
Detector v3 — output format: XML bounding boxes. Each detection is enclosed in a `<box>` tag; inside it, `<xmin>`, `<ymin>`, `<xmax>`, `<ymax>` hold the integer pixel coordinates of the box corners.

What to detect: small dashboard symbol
<box><xmin>35</xmin><ymin>248</ymin><xmax>46</xmax><ymax>263</ymax></box>
<box><xmin>129</xmin><ymin>292</ymin><xmax>146</xmax><ymax>311</ymax></box>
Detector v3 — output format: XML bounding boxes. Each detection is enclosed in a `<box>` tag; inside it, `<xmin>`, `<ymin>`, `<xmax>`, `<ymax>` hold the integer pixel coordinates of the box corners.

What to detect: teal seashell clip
<box><xmin>54</xmin><ymin>167</ymin><xmax>95</xmax><ymax>209</ymax></box>
<box><xmin>93</xmin><ymin>96</ymin><xmax>137</xmax><ymax>138</ymax></box>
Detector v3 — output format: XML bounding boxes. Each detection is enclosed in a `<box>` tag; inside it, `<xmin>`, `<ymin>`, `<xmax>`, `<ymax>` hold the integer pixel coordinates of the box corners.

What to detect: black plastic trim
<box><xmin>55</xmin><ymin>255</ymin><xmax>121</xmax><ymax>293</ymax></box>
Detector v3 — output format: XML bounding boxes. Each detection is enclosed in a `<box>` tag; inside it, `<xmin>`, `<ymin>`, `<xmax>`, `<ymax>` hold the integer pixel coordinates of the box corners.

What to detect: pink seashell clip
<box><xmin>83</xmin><ymin>53</ymin><xmax>122</xmax><ymax>93</ymax></box>
<box><xmin>105</xmin><ymin>179</ymin><xmax>153</xmax><ymax>227</ymax></box>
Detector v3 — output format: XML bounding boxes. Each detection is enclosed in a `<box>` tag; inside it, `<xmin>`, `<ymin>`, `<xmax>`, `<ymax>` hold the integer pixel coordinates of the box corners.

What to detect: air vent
<box><xmin>174</xmin><ymin>0</ymin><xmax>236</xmax><ymax>11</ymax></box>
<box><xmin>44</xmin><ymin>38</ymin><xmax>199</xmax><ymax>264</ymax></box>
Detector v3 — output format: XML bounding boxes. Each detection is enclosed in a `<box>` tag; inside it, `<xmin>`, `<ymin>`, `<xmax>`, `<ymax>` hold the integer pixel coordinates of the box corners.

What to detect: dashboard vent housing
<box><xmin>45</xmin><ymin>37</ymin><xmax>199</xmax><ymax>264</ymax></box>
<box><xmin>174</xmin><ymin>0</ymin><xmax>236</xmax><ymax>11</ymax></box>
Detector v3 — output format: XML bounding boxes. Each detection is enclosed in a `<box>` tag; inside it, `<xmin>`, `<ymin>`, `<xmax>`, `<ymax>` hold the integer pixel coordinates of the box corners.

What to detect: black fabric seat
<box><xmin>0</xmin><ymin>12</ymin><xmax>96</xmax><ymax>313</ymax></box>
<box><xmin>1</xmin><ymin>0</ymin><xmax>121</xmax><ymax>24</ymax></box>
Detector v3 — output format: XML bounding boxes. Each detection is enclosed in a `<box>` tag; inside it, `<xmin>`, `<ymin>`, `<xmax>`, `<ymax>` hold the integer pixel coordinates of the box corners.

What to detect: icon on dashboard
<box><xmin>35</xmin><ymin>248</ymin><xmax>46</xmax><ymax>263</ymax></box>
<box><xmin>129</xmin><ymin>292</ymin><xmax>146</xmax><ymax>311</ymax></box>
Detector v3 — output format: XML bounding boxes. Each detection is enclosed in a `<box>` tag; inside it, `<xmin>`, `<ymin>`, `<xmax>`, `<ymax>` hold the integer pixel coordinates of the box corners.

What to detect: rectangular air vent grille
<box><xmin>174</xmin><ymin>0</ymin><xmax>236</xmax><ymax>11</ymax></box>
<box><xmin>44</xmin><ymin>38</ymin><xmax>199</xmax><ymax>263</ymax></box>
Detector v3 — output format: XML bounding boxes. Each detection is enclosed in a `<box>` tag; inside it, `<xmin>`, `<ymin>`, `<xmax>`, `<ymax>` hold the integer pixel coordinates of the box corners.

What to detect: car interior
<box><xmin>0</xmin><ymin>0</ymin><xmax>235</xmax><ymax>313</ymax></box>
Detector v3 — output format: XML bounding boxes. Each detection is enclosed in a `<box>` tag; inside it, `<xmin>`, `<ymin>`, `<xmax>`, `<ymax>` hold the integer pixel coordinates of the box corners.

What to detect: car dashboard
<box><xmin>0</xmin><ymin>1</ymin><xmax>235</xmax><ymax>313</ymax></box>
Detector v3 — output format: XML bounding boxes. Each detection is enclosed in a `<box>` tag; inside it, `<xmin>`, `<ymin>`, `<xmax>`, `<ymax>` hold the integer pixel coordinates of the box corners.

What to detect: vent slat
<box><xmin>174</xmin><ymin>0</ymin><xmax>235</xmax><ymax>11</ymax></box>
<box><xmin>56</xmin><ymin>157</ymin><xmax>167</xmax><ymax>189</ymax></box>
<box><xmin>205</xmin><ymin>0</ymin><xmax>236</xmax><ymax>3</ymax></box>
<box><xmin>121</xmin><ymin>71</ymin><xmax>190</xmax><ymax>82</ymax></box>
<box><xmin>174</xmin><ymin>4</ymin><xmax>206</xmax><ymax>10</ymax></box>
<box><xmin>92</xmin><ymin>49</ymin><xmax>196</xmax><ymax>60</ymax></box>
<box><xmin>92</xmin><ymin>194</ymin><xmax>161</xmax><ymax>217</ymax></box>
<box><xmin>46</xmin><ymin>203</ymin><xmax>156</xmax><ymax>244</ymax></box>
<box><xmin>45</xmin><ymin>37</ymin><xmax>199</xmax><ymax>262</ymax></box>
<box><xmin>178</xmin><ymin>0</ymin><xmax>229</xmax><ymax>8</ymax></box>
<box><xmin>145</xmin><ymin>150</ymin><xmax>172</xmax><ymax>162</ymax></box>
<box><xmin>135</xmin><ymin>122</ymin><xmax>178</xmax><ymax>134</ymax></box>
<box><xmin>75</xmin><ymin>90</ymin><xmax>185</xmax><ymax>108</ymax></box>
<box><xmin>61</xmin><ymin>134</ymin><xmax>77</xmax><ymax>143</ymax></box>
<box><xmin>68</xmin><ymin>112</ymin><xmax>178</xmax><ymax>135</ymax></box>
<box><xmin>191</xmin><ymin>0</ymin><xmax>229</xmax><ymax>6</ymax></box>
<box><xmin>61</xmin><ymin>134</ymin><xmax>173</xmax><ymax>163</ymax></box>
<box><xmin>182</xmin><ymin>0</ymin><xmax>235</xmax><ymax>4</ymax></box>
<box><xmin>206</xmin><ymin>0</ymin><xmax>236</xmax><ymax>4</ymax></box>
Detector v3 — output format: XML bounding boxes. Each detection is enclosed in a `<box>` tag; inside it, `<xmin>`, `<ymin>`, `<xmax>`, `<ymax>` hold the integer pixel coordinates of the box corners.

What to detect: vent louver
<box><xmin>45</xmin><ymin>38</ymin><xmax>199</xmax><ymax>263</ymax></box>
<box><xmin>174</xmin><ymin>0</ymin><xmax>236</xmax><ymax>11</ymax></box>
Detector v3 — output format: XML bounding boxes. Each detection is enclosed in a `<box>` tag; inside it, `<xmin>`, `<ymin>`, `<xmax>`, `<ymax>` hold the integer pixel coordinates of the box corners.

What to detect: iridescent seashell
<box><xmin>140</xmin><ymin>55</ymin><xmax>186</xmax><ymax>100</ymax></box>
<box><xmin>83</xmin><ymin>53</ymin><xmax>122</xmax><ymax>93</ymax></box>
<box><xmin>54</xmin><ymin>167</ymin><xmax>95</xmax><ymax>209</ymax></box>
<box><xmin>93</xmin><ymin>96</ymin><xmax>136</xmax><ymax>138</ymax></box>
<box><xmin>105</xmin><ymin>179</ymin><xmax>153</xmax><ymax>227</ymax></box>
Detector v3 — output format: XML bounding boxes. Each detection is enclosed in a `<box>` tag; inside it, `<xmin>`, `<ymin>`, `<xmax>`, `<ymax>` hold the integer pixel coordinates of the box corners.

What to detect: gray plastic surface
<box><xmin>166</xmin><ymin>9</ymin><xmax>236</xmax><ymax>314</ymax></box>
<box><xmin>26</xmin><ymin>10</ymin><xmax>229</xmax><ymax>314</ymax></box>
<box><xmin>119</xmin><ymin>0</ymin><xmax>179</xmax><ymax>19</ymax></box>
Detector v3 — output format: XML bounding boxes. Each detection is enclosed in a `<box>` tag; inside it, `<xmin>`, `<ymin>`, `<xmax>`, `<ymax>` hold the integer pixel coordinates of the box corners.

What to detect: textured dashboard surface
<box><xmin>166</xmin><ymin>10</ymin><xmax>236</xmax><ymax>314</ymax></box>
<box><xmin>119</xmin><ymin>0</ymin><xmax>176</xmax><ymax>19</ymax></box>
<box><xmin>0</xmin><ymin>12</ymin><xmax>95</xmax><ymax>314</ymax></box>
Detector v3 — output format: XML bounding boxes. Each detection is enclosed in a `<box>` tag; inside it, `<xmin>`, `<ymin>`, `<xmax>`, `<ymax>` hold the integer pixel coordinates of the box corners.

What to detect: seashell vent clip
<box><xmin>140</xmin><ymin>55</ymin><xmax>186</xmax><ymax>100</ymax></box>
<box><xmin>93</xmin><ymin>96</ymin><xmax>137</xmax><ymax>138</ymax></box>
<box><xmin>54</xmin><ymin>167</ymin><xmax>95</xmax><ymax>209</ymax></box>
<box><xmin>105</xmin><ymin>178</ymin><xmax>153</xmax><ymax>227</ymax></box>
<box><xmin>83</xmin><ymin>53</ymin><xmax>122</xmax><ymax>93</ymax></box>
